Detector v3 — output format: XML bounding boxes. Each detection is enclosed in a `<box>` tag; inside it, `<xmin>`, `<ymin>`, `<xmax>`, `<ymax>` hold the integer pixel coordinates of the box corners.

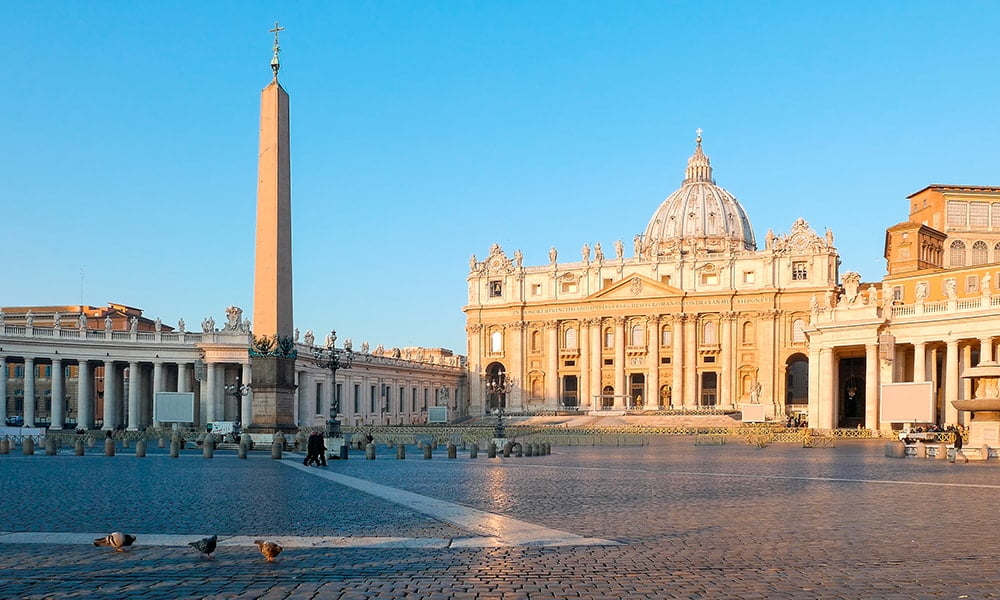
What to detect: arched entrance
<box><xmin>601</xmin><ymin>385</ymin><xmax>614</xmax><ymax>409</ymax></box>
<box><xmin>785</xmin><ymin>353</ymin><xmax>809</xmax><ymax>421</ymax></box>
<box><xmin>700</xmin><ymin>372</ymin><xmax>717</xmax><ymax>407</ymax></box>
<box><xmin>838</xmin><ymin>355</ymin><xmax>865</xmax><ymax>428</ymax></box>
<box><xmin>562</xmin><ymin>375</ymin><xmax>578</xmax><ymax>408</ymax></box>
<box><xmin>484</xmin><ymin>362</ymin><xmax>509</xmax><ymax>411</ymax></box>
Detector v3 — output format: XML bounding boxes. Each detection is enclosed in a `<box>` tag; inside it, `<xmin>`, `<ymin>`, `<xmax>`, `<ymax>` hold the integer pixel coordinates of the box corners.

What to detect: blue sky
<box><xmin>4</xmin><ymin>1</ymin><xmax>999</xmax><ymax>353</ymax></box>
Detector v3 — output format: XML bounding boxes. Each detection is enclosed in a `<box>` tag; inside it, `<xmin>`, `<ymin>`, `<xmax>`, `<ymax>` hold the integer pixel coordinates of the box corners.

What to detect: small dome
<box><xmin>642</xmin><ymin>132</ymin><xmax>756</xmax><ymax>256</ymax></box>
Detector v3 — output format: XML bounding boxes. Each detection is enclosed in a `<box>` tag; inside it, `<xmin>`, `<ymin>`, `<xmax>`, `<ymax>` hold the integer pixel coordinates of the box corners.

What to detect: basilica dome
<box><xmin>641</xmin><ymin>133</ymin><xmax>756</xmax><ymax>256</ymax></box>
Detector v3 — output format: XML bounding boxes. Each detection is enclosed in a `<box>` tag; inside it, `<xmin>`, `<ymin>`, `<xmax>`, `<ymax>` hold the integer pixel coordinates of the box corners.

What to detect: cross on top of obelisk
<box><xmin>270</xmin><ymin>21</ymin><xmax>285</xmax><ymax>80</ymax></box>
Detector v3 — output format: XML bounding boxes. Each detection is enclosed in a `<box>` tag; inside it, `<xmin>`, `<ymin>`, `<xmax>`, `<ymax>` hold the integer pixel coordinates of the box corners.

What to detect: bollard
<box><xmin>339</xmin><ymin>443</ymin><xmax>349</xmax><ymax>460</ymax></box>
<box><xmin>159</xmin><ymin>437</ymin><xmax>166</xmax><ymax>448</ymax></box>
<box><xmin>104</xmin><ymin>438</ymin><xmax>115</xmax><ymax>456</ymax></box>
<box><xmin>170</xmin><ymin>440</ymin><xmax>180</xmax><ymax>458</ymax></box>
<box><xmin>488</xmin><ymin>442</ymin><xmax>497</xmax><ymax>458</ymax></box>
<box><xmin>203</xmin><ymin>436</ymin><xmax>215</xmax><ymax>459</ymax></box>
<box><xmin>469</xmin><ymin>442</ymin><xmax>479</xmax><ymax>458</ymax></box>
<box><xmin>525</xmin><ymin>443</ymin><xmax>534</xmax><ymax>457</ymax></box>
<box><xmin>45</xmin><ymin>437</ymin><xmax>57</xmax><ymax>456</ymax></box>
<box><xmin>447</xmin><ymin>442</ymin><xmax>457</xmax><ymax>459</ymax></box>
<box><xmin>23</xmin><ymin>438</ymin><xmax>35</xmax><ymax>456</ymax></box>
<box><xmin>271</xmin><ymin>441</ymin><xmax>283</xmax><ymax>459</ymax></box>
<box><xmin>423</xmin><ymin>444</ymin><xmax>432</xmax><ymax>459</ymax></box>
<box><xmin>514</xmin><ymin>443</ymin><xmax>522</xmax><ymax>457</ymax></box>
<box><xmin>135</xmin><ymin>439</ymin><xmax>146</xmax><ymax>458</ymax></box>
<box><xmin>543</xmin><ymin>442</ymin><xmax>550</xmax><ymax>455</ymax></box>
<box><xmin>0</xmin><ymin>438</ymin><xmax>8</xmax><ymax>454</ymax></box>
<box><xmin>87</xmin><ymin>438</ymin><xmax>95</xmax><ymax>448</ymax></box>
<box><xmin>122</xmin><ymin>439</ymin><xmax>130</xmax><ymax>449</ymax></box>
<box><xmin>396</xmin><ymin>444</ymin><xmax>406</xmax><ymax>460</ymax></box>
<box><xmin>366</xmin><ymin>442</ymin><xmax>376</xmax><ymax>460</ymax></box>
<box><xmin>238</xmin><ymin>442</ymin><xmax>248</xmax><ymax>459</ymax></box>
<box><xmin>503</xmin><ymin>442</ymin><xmax>512</xmax><ymax>458</ymax></box>
<box><xmin>75</xmin><ymin>439</ymin><xmax>85</xmax><ymax>456</ymax></box>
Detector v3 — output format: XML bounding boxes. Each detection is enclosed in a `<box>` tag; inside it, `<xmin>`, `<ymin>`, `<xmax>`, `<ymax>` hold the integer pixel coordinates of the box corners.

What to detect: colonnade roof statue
<box><xmin>640</xmin><ymin>129</ymin><xmax>756</xmax><ymax>258</ymax></box>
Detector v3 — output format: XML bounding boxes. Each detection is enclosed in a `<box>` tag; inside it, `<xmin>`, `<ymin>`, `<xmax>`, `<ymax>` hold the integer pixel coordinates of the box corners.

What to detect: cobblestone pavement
<box><xmin>1</xmin><ymin>438</ymin><xmax>999</xmax><ymax>599</ymax></box>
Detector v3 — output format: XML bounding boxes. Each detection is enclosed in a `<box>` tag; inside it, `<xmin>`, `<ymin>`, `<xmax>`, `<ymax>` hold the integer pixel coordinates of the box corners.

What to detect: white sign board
<box><xmin>741</xmin><ymin>403</ymin><xmax>767</xmax><ymax>423</ymax></box>
<box><xmin>154</xmin><ymin>392</ymin><xmax>196</xmax><ymax>423</ymax></box>
<box><xmin>428</xmin><ymin>406</ymin><xmax>448</xmax><ymax>423</ymax></box>
<box><xmin>880</xmin><ymin>382</ymin><xmax>935</xmax><ymax>423</ymax></box>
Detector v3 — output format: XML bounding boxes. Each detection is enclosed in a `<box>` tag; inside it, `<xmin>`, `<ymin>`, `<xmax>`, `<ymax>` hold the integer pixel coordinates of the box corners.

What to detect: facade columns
<box><xmin>127</xmin><ymin>361</ymin><xmax>140</xmax><ymax>430</ymax></box>
<box><xmin>544</xmin><ymin>321</ymin><xmax>559</xmax><ymax>408</ymax></box>
<box><xmin>980</xmin><ymin>336</ymin><xmax>995</xmax><ymax>365</ymax></box>
<box><xmin>589</xmin><ymin>319</ymin><xmax>602</xmax><ymax>408</ymax></box>
<box><xmin>671</xmin><ymin>315</ymin><xmax>684</xmax><ymax>408</ymax></box>
<box><xmin>509</xmin><ymin>322</ymin><xmax>525</xmax><ymax>410</ymax></box>
<box><xmin>579</xmin><ymin>319</ymin><xmax>591</xmax><ymax>411</ymax></box>
<box><xmin>103</xmin><ymin>360</ymin><xmax>115</xmax><ymax>430</ymax></box>
<box><xmin>913</xmin><ymin>342</ymin><xmax>926</xmax><ymax>382</ymax></box>
<box><xmin>945</xmin><ymin>339</ymin><xmax>960</xmax><ymax>426</ymax></box>
<box><xmin>719</xmin><ymin>313</ymin><xmax>733</xmax><ymax>409</ymax></box>
<box><xmin>646</xmin><ymin>316</ymin><xmax>660</xmax><ymax>408</ymax></box>
<box><xmin>683</xmin><ymin>314</ymin><xmax>697</xmax><ymax>408</ymax></box>
<box><xmin>759</xmin><ymin>311</ymin><xmax>778</xmax><ymax>416</ymax></box>
<box><xmin>467</xmin><ymin>324</ymin><xmax>483</xmax><ymax>415</ymax></box>
<box><xmin>0</xmin><ymin>357</ymin><xmax>6</xmax><ymax>423</ymax></box>
<box><xmin>177</xmin><ymin>362</ymin><xmax>189</xmax><ymax>393</ymax></box>
<box><xmin>78</xmin><ymin>361</ymin><xmax>91</xmax><ymax>430</ymax></box>
<box><xmin>152</xmin><ymin>361</ymin><xmax>163</xmax><ymax>427</ymax></box>
<box><xmin>865</xmin><ymin>343</ymin><xmax>879</xmax><ymax>431</ymax></box>
<box><xmin>51</xmin><ymin>358</ymin><xmax>64</xmax><ymax>430</ymax></box>
<box><xmin>819</xmin><ymin>348</ymin><xmax>836</xmax><ymax>429</ymax></box>
<box><xmin>613</xmin><ymin>317</ymin><xmax>626</xmax><ymax>409</ymax></box>
<box><xmin>241</xmin><ymin>362</ymin><xmax>252</xmax><ymax>426</ymax></box>
<box><xmin>24</xmin><ymin>357</ymin><xmax>36</xmax><ymax>427</ymax></box>
<box><xmin>962</xmin><ymin>344</ymin><xmax>973</xmax><ymax>402</ymax></box>
<box><xmin>807</xmin><ymin>347</ymin><xmax>820</xmax><ymax>428</ymax></box>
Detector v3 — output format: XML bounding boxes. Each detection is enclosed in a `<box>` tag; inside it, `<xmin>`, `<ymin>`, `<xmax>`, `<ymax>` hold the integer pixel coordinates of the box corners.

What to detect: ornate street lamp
<box><xmin>486</xmin><ymin>369</ymin><xmax>514</xmax><ymax>439</ymax></box>
<box><xmin>224</xmin><ymin>377</ymin><xmax>250</xmax><ymax>434</ymax></box>
<box><xmin>313</xmin><ymin>333</ymin><xmax>353</xmax><ymax>439</ymax></box>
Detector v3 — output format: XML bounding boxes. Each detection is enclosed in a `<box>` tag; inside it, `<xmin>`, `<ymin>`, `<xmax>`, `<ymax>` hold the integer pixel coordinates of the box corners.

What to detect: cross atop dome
<box><xmin>684</xmin><ymin>128</ymin><xmax>713</xmax><ymax>184</ymax></box>
<box><xmin>269</xmin><ymin>21</ymin><xmax>285</xmax><ymax>80</ymax></box>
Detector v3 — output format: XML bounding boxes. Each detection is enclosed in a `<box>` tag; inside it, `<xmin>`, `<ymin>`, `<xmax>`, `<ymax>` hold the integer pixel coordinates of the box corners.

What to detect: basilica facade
<box><xmin>465</xmin><ymin>135</ymin><xmax>841</xmax><ymax>421</ymax></box>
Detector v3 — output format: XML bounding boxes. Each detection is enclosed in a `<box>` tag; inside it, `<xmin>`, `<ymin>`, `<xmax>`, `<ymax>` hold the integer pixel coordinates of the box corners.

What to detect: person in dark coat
<box><xmin>304</xmin><ymin>432</ymin><xmax>319</xmax><ymax>466</ymax></box>
<box><xmin>953</xmin><ymin>427</ymin><xmax>967</xmax><ymax>463</ymax></box>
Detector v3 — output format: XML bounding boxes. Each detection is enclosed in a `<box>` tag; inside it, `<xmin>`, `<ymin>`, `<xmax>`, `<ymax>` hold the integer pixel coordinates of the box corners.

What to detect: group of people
<box><xmin>303</xmin><ymin>431</ymin><xmax>327</xmax><ymax>466</ymax></box>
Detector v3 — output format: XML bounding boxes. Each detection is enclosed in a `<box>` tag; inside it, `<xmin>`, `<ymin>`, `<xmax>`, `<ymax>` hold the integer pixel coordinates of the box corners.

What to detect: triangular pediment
<box><xmin>589</xmin><ymin>274</ymin><xmax>682</xmax><ymax>300</ymax></box>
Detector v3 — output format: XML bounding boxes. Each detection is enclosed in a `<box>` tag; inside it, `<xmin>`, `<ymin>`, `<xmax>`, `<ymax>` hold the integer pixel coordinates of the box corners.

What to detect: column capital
<box><xmin>543</xmin><ymin>320</ymin><xmax>560</xmax><ymax>330</ymax></box>
<box><xmin>612</xmin><ymin>316</ymin><xmax>626</xmax><ymax>326</ymax></box>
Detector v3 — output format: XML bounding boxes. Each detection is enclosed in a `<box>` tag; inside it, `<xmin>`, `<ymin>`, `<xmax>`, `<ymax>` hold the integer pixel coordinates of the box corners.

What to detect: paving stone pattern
<box><xmin>1</xmin><ymin>438</ymin><xmax>998</xmax><ymax>599</ymax></box>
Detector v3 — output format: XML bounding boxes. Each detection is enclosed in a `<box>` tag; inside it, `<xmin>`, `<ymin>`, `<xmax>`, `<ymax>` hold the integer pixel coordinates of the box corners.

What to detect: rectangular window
<box><xmin>489</xmin><ymin>280</ymin><xmax>503</xmax><ymax>297</ymax></box>
<box><xmin>743</xmin><ymin>271</ymin><xmax>755</xmax><ymax>284</ymax></box>
<box><xmin>661</xmin><ymin>275</ymin><xmax>671</xmax><ymax>285</ymax></box>
<box><xmin>531</xmin><ymin>284</ymin><xmax>543</xmax><ymax>296</ymax></box>
<box><xmin>370</xmin><ymin>385</ymin><xmax>377</xmax><ymax>413</ymax></box>
<box><xmin>970</xmin><ymin>203</ymin><xmax>989</xmax><ymax>228</ymax></box>
<box><xmin>603</xmin><ymin>278</ymin><xmax>613</xmax><ymax>289</ymax></box>
<box><xmin>661</xmin><ymin>357</ymin><xmax>671</xmax><ymax>364</ymax></box>
<box><xmin>15</xmin><ymin>365</ymin><xmax>24</xmax><ymax>378</ymax></box>
<box><xmin>400</xmin><ymin>387</ymin><xmax>405</xmax><ymax>412</ymax></box>
<box><xmin>703</xmin><ymin>356</ymin><xmax>716</xmax><ymax>363</ymax></box>
<box><xmin>603</xmin><ymin>359</ymin><xmax>613</xmax><ymax>366</ymax></box>
<box><xmin>966</xmin><ymin>275</ymin><xmax>979</xmax><ymax>293</ymax></box>
<box><xmin>560</xmin><ymin>281</ymin><xmax>578</xmax><ymax>293</ymax></box>
<box><xmin>947</xmin><ymin>200</ymin><xmax>967</xmax><ymax>226</ymax></box>
<box><xmin>700</xmin><ymin>272</ymin><xmax>718</xmax><ymax>285</ymax></box>
<box><xmin>792</xmin><ymin>262</ymin><xmax>808</xmax><ymax>281</ymax></box>
<box><xmin>315</xmin><ymin>382</ymin><xmax>323</xmax><ymax>415</ymax></box>
<box><xmin>893</xmin><ymin>286</ymin><xmax>903</xmax><ymax>301</ymax></box>
<box><xmin>412</xmin><ymin>387</ymin><xmax>417</xmax><ymax>412</ymax></box>
<box><xmin>564</xmin><ymin>360</ymin><xmax>576</xmax><ymax>367</ymax></box>
<box><xmin>423</xmin><ymin>388</ymin><xmax>429</xmax><ymax>410</ymax></box>
<box><xmin>353</xmin><ymin>384</ymin><xmax>360</xmax><ymax>413</ymax></box>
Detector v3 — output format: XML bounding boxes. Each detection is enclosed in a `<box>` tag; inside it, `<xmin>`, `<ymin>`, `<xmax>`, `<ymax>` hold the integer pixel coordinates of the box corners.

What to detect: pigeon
<box><xmin>254</xmin><ymin>539</ymin><xmax>282</xmax><ymax>562</ymax></box>
<box><xmin>188</xmin><ymin>535</ymin><xmax>218</xmax><ymax>559</ymax></box>
<box><xmin>93</xmin><ymin>532</ymin><xmax>137</xmax><ymax>552</ymax></box>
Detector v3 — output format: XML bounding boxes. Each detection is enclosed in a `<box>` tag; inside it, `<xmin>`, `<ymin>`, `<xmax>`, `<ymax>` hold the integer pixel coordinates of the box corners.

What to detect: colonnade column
<box><xmin>913</xmin><ymin>342</ymin><xmax>926</xmax><ymax>382</ymax></box>
<box><xmin>24</xmin><ymin>357</ymin><xmax>36</xmax><ymax>427</ymax></box>
<box><xmin>819</xmin><ymin>348</ymin><xmax>836</xmax><ymax>429</ymax></box>
<box><xmin>671</xmin><ymin>315</ymin><xmax>684</xmax><ymax>409</ymax></box>
<box><xmin>103</xmin><ymin>360</ymin><xmax>115</xmax><ymax>430</ymax></box>
<box><xmin>646</xmin><ymin>316</ymin><xmax>660</xmax><ymax>408</ymax></box>
<box><xmin>51</xmin><ymin>358</ymin><xmax>64</xmax><ymax>430</ymax></box>
<box><xmin>865</xmin><ymin>343</ymin><xmax>879</xmax><ymax>431</ymax></box>
<box><xmin>205</xmin><ymin>363</ymin><xmax>217</xmax><ymax>423</ymax></box>
<box><xmin>510</xmin><ymin>322</ymin><xmax>526</xmax><ymax>410</ymax></box>
<box><xmin>467</xmin><ymin>324</ymin><xmax>483</xmax><ymax>415</ymax></box>
<box><xmin>962</xmin><ymin>344</ymin><xmax>973</xmax><ymax>403</ymax></box>
<box><xmin>152</xmin><ymin>361</ymin><xmax>163</xmax><ymax>428</ymax></box>
<box><xmin>177</xmin><ymin>363</ymin><xmax>189</xmax><ymax>393</ymax></box>
<box><xmin>127</xmin><ymin>361</ymin><xmax>140</xmax><ymax>430</ymax></box>
<box><xmin>544</xmin><ymin>321</ymin><xmax>559</xmax><ymax>409</ymax></box>
<box><xmin>719</xmin><ymin>313</ymin><xmax>733</xmax><ymax>410</ymax></box>
<box><xmin>613</xmin><ymin>317</ymin><xmax>625</xmax><ymax>409</ymax></box>
<box><xmin>759</xmin><ymin>311</ymin><xmax>778</xmax><ymax>416</ymax></box>
<box><xmin>589</xmin><ymin>319</ymin><xmax>602</xmax><ymax>408</ymax></box>
<box><xmin>807</xmin><ymin>347</ymin><xmax>820</xmax><ymax>428</ymax></box>
<box><xmin>683</xmin><ymin>314</ymin><xmax>697</xmax><ymax>408</ymax></box>
<box><xmin>78</xmin><ymin>361</ymin><xmax>91</xmax><ymax>430</ymax></box>
<box><xmin>0</xmin><ymin>357</ymin><xmax>6</xmax><ymax>423</ymax></box>
<box><xmin>579</xmin><ymin>319</ymin><xmax>591</xmax><ymax>411</ymax></box>
<box><xmin>241</xmin><ymin>363</ymin><xmax>252</xmax><ymax>427</ymax></box>
<box><xmin>945</xmin><ymin>339</ymin><xmax>960</xmax><ymax>426</ymax></box>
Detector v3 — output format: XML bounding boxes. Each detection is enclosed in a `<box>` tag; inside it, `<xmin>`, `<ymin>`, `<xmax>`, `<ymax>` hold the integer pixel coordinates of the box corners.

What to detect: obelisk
<box><xmin>248</xmin><ymin>22</ymin><xmax>297</xmax><ymax>436</ymax></box>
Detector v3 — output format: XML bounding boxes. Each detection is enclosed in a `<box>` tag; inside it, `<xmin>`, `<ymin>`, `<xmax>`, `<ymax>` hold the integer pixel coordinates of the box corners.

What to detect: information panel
<box><xmin>880</xmin><ymin>382</ymin><xmax>935</xmax><ymax>423</ymax></box>
<box><xmin>428</xmin><ymin>406</ymin><xmax>448</xmax><ymax>424</ymax></box>
<box><xmin>154</xmin><ymin>392</ymin><xmax>196</xmax><ymax>423</ymax></box>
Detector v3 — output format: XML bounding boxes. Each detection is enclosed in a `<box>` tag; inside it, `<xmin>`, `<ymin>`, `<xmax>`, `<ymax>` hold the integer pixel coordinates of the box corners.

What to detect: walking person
<box><xmin>952</xmin><ymin>427</ymin><xmax>967</xmax><ymax>463</ymax></box>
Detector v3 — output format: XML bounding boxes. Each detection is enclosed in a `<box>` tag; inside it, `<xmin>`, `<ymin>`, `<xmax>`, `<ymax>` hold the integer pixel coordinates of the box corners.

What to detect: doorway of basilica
<box><xmin>700</xmin><ymin>372</ymin><xmax>717</xmax><ymax>407</ymax></box>
<box><xmin>838</xmin><ymin>356</ymin><xmax>865</xmax><ymax>428</ymax></box>
<box><xmin>562</xmin><ymin>375</ymin><xmax>578</xmax><ymax>408</ymax></box>
<box><xmin>629</xmin><ymin>374</ymin><xmax>645</xmax><ymax>409</ymax></box>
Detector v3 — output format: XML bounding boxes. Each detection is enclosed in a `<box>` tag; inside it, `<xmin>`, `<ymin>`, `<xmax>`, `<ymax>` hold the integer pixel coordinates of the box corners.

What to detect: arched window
<box><xmin>994</xmin><ymin>242</ymin><xmax>1000</xmax><ymax>264</ymax></box>
<box><xmin>630</xmin><ymin>324</ymin><xmax>644</xmax><ymax>346</ymax></box>
<box><xmin>564</xmin><ymin>327</ymin><xmax>578</xmax><ymax>349</ymax></box>
<box><xmin>703</xmin><ymin>321</ymin><xmax>717</xmax><ymax>345</ymax></box>
<box><xmin>661</xmin><ymin>325</ymin><xmax>671</xmax><ymax>346</ymax></box>
<box><xmin>950</xmin><ymin>240</ymin><xmax>967</xmax><ymax>267</ymax></box>
<box><xmin>604</xmin><ymin>328</ymin><xmax>614</xmax><ymax>348</ymax></box>
<box><xmin>490</xmin><ymin>330</ymin><xmax>502</xmax><ymax>353</ymax></box>
<box><xmin>741</xmin><ymin>321</ymin><xmax>755</xmax><ymax>345</ymax></box>
<box><xmin>972</xmin><ymin>241</ymin><xmax>989</xmax><ymax>266</ymax></box>
<box><xmin>792</xmin><ymin>319</ymin><xmax>806</xmax><ymax>343</ymax></box>
<box><xmin>530</xmin><ymin>330</ymin><xmax>541</xmax><ymax>352</ymax></box>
